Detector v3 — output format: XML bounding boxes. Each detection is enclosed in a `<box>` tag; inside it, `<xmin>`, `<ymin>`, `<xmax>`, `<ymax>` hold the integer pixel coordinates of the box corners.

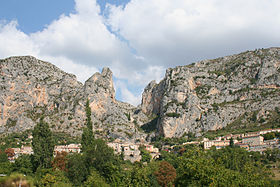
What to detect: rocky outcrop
<box><xmin>141</xmin><ymin>48</ymin><xmax>280</xmax><ymax>137</ymax></box>
<box><xmin>2</xmin><ymin>47</ymin><xmax>280</xmax><ymax>139</ymax></box>
<box><xmin>0</xmin><ymin>56</ymin><xmax>149</xmax><ymax>140</ymax></box>
<box><xmin>0</xmin><ymin>56</ymin><xmax>82</xmax><ymax>135</ymax></box>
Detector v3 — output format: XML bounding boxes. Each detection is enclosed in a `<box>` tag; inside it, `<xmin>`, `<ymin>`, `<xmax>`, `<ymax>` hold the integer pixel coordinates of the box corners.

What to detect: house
<box><xmin>204</xmin><ymin>140</ymin><xmax>215</xmax><ymax>149</ymax></box>
<box><xmin>264</xmin><ymin>139</ymin><xmax>278</xmax><ymax>146</ymax></box>
<box><xmin>107</xmin><ymin>142</ymin><xmax>142</xmax><ymax>162</ymax></box>
<box><xmin>249</xmin><ymin>144</ymin><xmax>267</xmax><ymax>152</ymax></box>
<box><xmin>20</xmin><ymin>146</ymin><xmax>33</xmax><ymax>155</ymax></box>
<box><xmin>107</xmin><ymin>142</ymin><xmax>122</xmax><ymax>153</ymax></box>
<box><xmin>236</xmin><ymin>143</ymin><xmax>249</xmax><ymax>150</ymax></box>
<box><xmin>214</xmin><ymin>140</ymin><xmax>231</xmax><ymax>149</ymax></box>
<box><xmin>242</xmin><ymin>135</ymin><xmax>263</xmax><ymax>146</ymax></box>
<box><xmin>259</xmin><ymin>128</ymin><xmax>280</xmax><ymax>135</ymax></box>
<box><xmin>7</xmin><ymin>146</ymin><xmax>33</xmax><ymax>162</ymax></box>
<box><xmin>123</xmin><ymin>144</ymin><xmax>141</xmax><ymax>163</ymax></box>
<box><xmin>204</xmin><ymin>140</ymin><xmax>230</xmax><ymax>149</ymax></box>
<box><xmin>204</xmin><ymin>139</ymin><xmax>239</xmax><ymax>150</ymax></box>
<box><xmin>142</xmin><ymin>144</ymin><xmax>160</xmax><ymax>159</ymax></box>
<box><xmin>54</xmin><ymin>144</ymin><xmax>81</xmax><ymax>155</ymax></box>
<box><xmin>243</xmin><ymin>132</ymin><xmax>260</xmax><ymax>138</ymax></box>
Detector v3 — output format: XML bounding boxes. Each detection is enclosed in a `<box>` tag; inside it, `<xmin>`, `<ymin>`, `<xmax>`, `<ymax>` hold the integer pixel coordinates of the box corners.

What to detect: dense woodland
<box><xmin>1</xmin><ymin>101</ymin><xmax>280</xmax><ymax>186</ymax></box>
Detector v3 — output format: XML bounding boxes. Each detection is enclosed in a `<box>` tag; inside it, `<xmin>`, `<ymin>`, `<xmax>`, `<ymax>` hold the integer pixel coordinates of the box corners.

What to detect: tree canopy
<box><xmin>32</xmin><ymin>117</ymin><xmax>54</xmax><ymax>169</ymax></box>
<box><xmin>81</xmin><ymin>100</ymin><xmax>94</xmax><ymax>153</ymax></box>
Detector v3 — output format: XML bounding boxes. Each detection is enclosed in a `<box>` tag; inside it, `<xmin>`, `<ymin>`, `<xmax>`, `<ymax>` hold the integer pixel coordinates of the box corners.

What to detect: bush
<box><xmin>83</xmin><ymin>169</ymin><xmax>110</xmax><ymax>187</ymax></box>
<box><xmin>166</xmin><ymin>113</ymin><xmax>180</xmax><ymax>118</ymax></box>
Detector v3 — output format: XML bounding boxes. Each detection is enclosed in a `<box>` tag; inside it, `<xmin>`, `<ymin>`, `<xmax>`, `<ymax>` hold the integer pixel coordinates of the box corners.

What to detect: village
<box><xmin>202</xmin><ymin>128</ymin><xmax>280</xmax><ymax>151</ymax></box>
<box><xmin>5</xmin><ymin>137</ymin><xmax>160</xmax><ymax>163</ymax></box>
<box><xmin>4</xmin><ymin>128</ymin><xmax>280</xmax><ymax>163</ymax></box>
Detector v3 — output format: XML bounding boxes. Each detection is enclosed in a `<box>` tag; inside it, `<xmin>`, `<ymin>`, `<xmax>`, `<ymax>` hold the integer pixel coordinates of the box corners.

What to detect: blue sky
<box><xmin>0</xmin><ymin>0</ymin><xmax>75</xmax><ymax>33</ymax></box>
<box><xmin>0</xmin><ymin>0</ymin><xmax>279</xmax><ymax>105</ymax></box>
<box><xmin>0</xmin><ymin>0</ymin><xmax>130</xmax><ymax>33</ymax></box>
<box><xmin>0</xmin><ymin>0</ymin><xmax>138</xmax><ymax>104</ymax></box>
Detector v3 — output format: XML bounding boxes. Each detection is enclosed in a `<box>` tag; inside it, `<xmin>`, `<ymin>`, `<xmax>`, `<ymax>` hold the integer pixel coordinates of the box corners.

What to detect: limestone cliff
<box><xmin>141</xmin><ymin>48</ymin><xmax>280</xmax><ymax>137</ymax></box>
<box><xmin>2</xmin><ymin>47</ymin><xmax>280</xmax><ymax>139</ymax></box>
<box><xmin>0</xmin><ymin>56</ymin><xmax>148</xmax><ymax>140</ymax></box>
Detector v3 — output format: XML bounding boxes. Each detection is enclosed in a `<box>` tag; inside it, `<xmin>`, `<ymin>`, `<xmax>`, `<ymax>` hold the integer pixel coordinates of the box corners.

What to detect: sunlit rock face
<box><xmin>1</xmin><ymin>48</ymin><xmax>280</xmax><ymax>139</ymax></box>
<box><xmin>141</xmin><ymin>48</ymin><xmax>280</xmax><ymax>137</ymax></box>
<box><xmin>0</xmin><ymin>56</ymin><xmax>149</xmax><ymax>140</ymax></box>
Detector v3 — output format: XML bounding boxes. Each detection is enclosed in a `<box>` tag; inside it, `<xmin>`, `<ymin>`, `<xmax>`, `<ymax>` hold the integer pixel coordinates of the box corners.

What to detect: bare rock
<box><xmin>141</xmin><ymin>47</ymin><xmax>280</xmax><ymax>137</ymax></box>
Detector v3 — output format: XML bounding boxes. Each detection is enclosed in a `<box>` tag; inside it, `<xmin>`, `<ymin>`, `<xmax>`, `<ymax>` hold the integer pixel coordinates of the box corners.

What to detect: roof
<box><xmin>243</xmin><ymin>135</ymin><xmax>262</xmax><ymax>139</ymax></box>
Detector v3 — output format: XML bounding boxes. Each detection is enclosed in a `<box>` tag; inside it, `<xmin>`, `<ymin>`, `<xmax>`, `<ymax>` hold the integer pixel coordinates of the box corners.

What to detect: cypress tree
<box><xmin>81</xmin><ymin>100</ymin><xmax>94</xmax><ymax>153</ymax></box>
<box><xmin>32</xmin><ymin>117</ymin><xmax>54</xmax><ymax>169</ymax></box>
<box><xmin>230</xmin><ymin>137</ymin><xmax>234</xmax><ymax>148</ymax></box>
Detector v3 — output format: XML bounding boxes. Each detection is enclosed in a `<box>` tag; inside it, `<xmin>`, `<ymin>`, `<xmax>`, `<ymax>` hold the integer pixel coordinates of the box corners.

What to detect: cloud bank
<box><xmin>0</xmin><ymin>0</ymin><xmax>280</xmax><ymax>105</ymax></box>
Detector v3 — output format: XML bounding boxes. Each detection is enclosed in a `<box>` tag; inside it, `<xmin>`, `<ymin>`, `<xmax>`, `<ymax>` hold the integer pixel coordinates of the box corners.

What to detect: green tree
<box><xmin>176</xmin><ymin>147</ymin><xmax>271</xmax><ymax>186</ymax></box>
<box><xmin>83</xmin><ymin>169</ymin><xmax>110</xmax><ymax>187</ymax></box>
<box><xmin>229</xmin><ymin>137</ymin><xmax>234</xmax><ymax>147</ymax></box>
<box><xmin>263</xmin><ymin>148</ymin><xmax>280</xmax><ymax>162</ymax></box>
<box><xmin>85</xmin><ymin>139</ymin><xmax>116</xmax><ymax>175</ymax></box>
<box><xmin>139</xmin><ymin>146</ymin><xmax>152</xmax><ymax>163</ymax></box>
<box><xmin>32</xmin><ymin>117</ymin><xmax>54</xmax><ymax>169</ymax></box>
<box><xmin>0</xmin><ymin>150</ymin><xmax>12</xmax><ymax>175</ymax></box>
<box><xmin>66</xmin><ymin>153</ymin><xmax>88</xmax><ymax>186</ymax></box>
<box><xmin>129</xmin><ymin>162</ymin><xmax>160</xmax><ymax>187</ymax></box>
<box><xmin>263</xmin><ymin>132</ymin><xmax>276</xmax><ymax>140</ymax></box>
<box><xmin>159</xmin><ymin>150</ymin><xmax>179</xmax><ymax>169</ymax></box>
<box><xmin>13</xmin><ymin>155</ymin><xmax>33</xmax><ymax>176</ymax></box>
<box><xmin>80</xmin><ymin>100</ymin><xmax>126</xmax><ymax>185</ymax></box>
<box><xmin>130</xmin><ymin>162</ymin><xmax>152</xmax><ymax>186</ymax></box>
<box><xmin>40</xmin><ymin>170</ymin><xmax>71</xmax><ymax>187</ymax></box>
<box><xmin>81</xmin><ymin>100</ymin><xmax>94</xmax><ymax>153</ymax></box>
<box><xmin>0</xmin><ymin>149</ymin><xmax>8</xmax><ymax>163</ymax></box>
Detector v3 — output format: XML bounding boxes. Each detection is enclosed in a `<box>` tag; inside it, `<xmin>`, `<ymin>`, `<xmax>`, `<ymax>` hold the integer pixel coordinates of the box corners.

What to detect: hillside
<box><xmin>142</xmin><ymin>47</ymin><xmax>280</xmax><ymax>137</ymax></box>
<box><xmin>1</xmin><ymin>48</ymin><xmax>280</xmax><ymax>139</ymax></box>
<box><xmin>0</xmin><ymin>56</ymin><xmax>148</xmax><ymax>140</ymax></box>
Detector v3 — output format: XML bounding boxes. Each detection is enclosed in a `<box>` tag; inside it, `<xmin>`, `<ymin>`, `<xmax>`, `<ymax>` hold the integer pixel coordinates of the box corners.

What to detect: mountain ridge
<box><xmin>0</xmin><ymin>56</ymin><xmax>148</xmax><ymax>141</ymax></box>
<box><xmin>1</xmin><ymin>47</ymin><xmax>280</xmax><ymax>140</ymax></box>
<box><xmin>142</xmin><ymin>47</ymin><xmax>280</xmax><ymax>137</ymax></box>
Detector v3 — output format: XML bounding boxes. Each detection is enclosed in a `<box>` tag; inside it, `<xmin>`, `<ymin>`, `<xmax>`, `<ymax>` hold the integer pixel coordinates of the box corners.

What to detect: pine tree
<box><xmin>32</xmin><ymin>117</ymin><xmax>54</xmax><ymax>169</ymax></box>
<box><xmin>81</xmin><ymin>100</ymin><xmax>94</xmax><ymax>153</ymax></box>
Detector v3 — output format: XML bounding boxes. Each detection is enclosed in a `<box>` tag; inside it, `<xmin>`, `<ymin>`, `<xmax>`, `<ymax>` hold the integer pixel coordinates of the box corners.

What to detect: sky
<box><xmin>0</xmin><ymin>0</ymin><xmax>280</xmax><ymax>106</ymax></box>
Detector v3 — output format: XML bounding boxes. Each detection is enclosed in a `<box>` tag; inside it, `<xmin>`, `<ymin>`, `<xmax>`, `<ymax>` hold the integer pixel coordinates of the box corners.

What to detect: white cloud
<box><xmin>0</xmin><ymin>0</ymin><xmax>162</xmax><ymax>105</ymax></box>
<box><xmin>40</xmin><ymin>55</ymin><xmax>99</xmax><ymax>83</ymax></box>
<box><xmin>1</xmin><ymin>0</ymin><xmax>280</xmax><ymax>105</ymax></box>
<box><xmin>0</xmin><ymin>20</ymin><xmax>38</xmax><ymax>57</ymax></box>
<box><xmin>75</xmin><ymin>0</ymin><xmax>100</xmax><ymax>15</ymax></box>
<box><xmin>107</xmin><ymin>0</ymin><xmax>280</xmax><ymax>65</ymax></box>
<box><xmin>115</xmin><ymin>80</ymin><xmax>142</xmax><ymax>106</ymax></box>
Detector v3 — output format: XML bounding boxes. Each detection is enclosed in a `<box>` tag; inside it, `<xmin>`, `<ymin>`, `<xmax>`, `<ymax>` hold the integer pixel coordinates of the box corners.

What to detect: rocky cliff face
<box><xmin>2</xmin><ymin>48</ymin><xmax>280</xmax><ymax>139</ymax></box>
<box><xmin>0</xmin><ymin>56</ymin><xmax>148</xmax><ymax>140</ymax></box>
<box><xmin>141</xmin><ymin>48</ymin><xmax>280</xmax><ymax>137</ymax></box>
